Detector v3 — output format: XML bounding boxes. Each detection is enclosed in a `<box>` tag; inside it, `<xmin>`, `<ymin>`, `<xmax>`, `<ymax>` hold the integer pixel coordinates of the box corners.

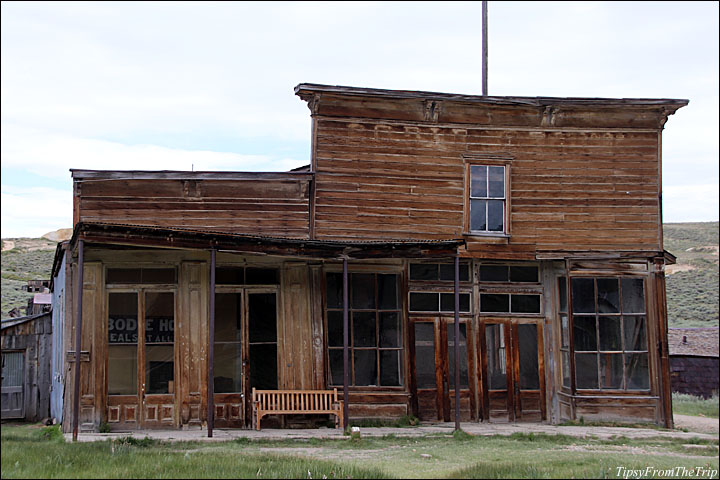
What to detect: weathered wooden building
<box><xmin>668</xmin><ymin>327</ymin><xmax>719</xmax><ymax>399</ymax></box>
<box><xmin>53</xmin><ymin>84</ymin><xmax>687</xmax><ymax>433</ymax></box>
<box><xmin>1</xmin><ymin>312</ymin><xmax>53</xmax><ymax>421</ymax></box>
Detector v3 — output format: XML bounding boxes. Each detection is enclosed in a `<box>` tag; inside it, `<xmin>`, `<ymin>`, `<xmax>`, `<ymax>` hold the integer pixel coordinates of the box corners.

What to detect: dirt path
<box><xmin>674</xmin><ymin>414</ymin><xmax>719</xmax><ymax>434</ymax></box>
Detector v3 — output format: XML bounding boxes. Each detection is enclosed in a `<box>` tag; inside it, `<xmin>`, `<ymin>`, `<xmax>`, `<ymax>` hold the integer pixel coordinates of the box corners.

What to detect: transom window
<box><xmin>470</xmin><ymin>165</ymin><xmax>505</xmax><ymax>233</ymax></box>
<box><xmin>571</xmin><ymin>277</ymin><xmax>649</xmax><ymax>390</ymax></box>
<box><xmin>325</xmin><ymin>272</ymin><xmax>403</xmax><ymax>387</ymax></box>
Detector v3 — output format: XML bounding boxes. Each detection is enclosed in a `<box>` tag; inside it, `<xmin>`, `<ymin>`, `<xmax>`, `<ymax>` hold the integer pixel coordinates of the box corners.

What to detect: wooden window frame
<box><xmin>569</xmin><ymin>275</ymin><xmax>650</xmax><ymax>394</ymax></box>
<box><xmin>324</xmin><ymin>271</ymin><xmax>404</xmax><ymax>389</ymax></box>
<box><xmin>463</xmin><ymin>154</ymin><xmax>513</xmax><ymax>237</ymax></box>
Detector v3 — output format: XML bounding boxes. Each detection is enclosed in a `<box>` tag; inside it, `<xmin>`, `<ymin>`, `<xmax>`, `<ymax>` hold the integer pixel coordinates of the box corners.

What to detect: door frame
<box><xmin>214</xmin><ymin>286</ymin><xmax>279</xmax><ymax>428</ymax></box>
<box><xmin>479</xmin><ymin>317</ymin><xmax>546</xmax><ymax>422</ymax></box>
<box><xmin>105</xmin><ymin>287</ymin><xmax>178</xmax><ymax>429</ymax></box>
<box><xmin>410</xmin><ymin>317</ymin><xmax>476</xmax><ymax>422</ymax></box>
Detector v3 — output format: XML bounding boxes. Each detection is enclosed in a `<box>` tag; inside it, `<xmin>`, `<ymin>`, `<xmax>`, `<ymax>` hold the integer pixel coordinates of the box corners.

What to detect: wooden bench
<box><xmin>252</xmin><ymin>388</ymin><xmax>344</xmax><ymax>430</ymax></box>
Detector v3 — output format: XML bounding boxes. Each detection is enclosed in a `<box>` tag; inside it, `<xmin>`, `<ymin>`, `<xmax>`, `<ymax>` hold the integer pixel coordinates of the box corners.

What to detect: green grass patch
<box><xmin>3</xmin><ymin>424</ymin><xmax>717</xmax><ymax>479</ymax></box>
<box><xmin>673</xmin><ymin>392</ymin><xmax>719</xmax><ymax>418</ymax></box>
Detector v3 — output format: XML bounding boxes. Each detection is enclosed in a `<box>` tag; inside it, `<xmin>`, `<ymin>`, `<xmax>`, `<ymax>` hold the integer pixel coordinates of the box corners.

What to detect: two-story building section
<box><xmin>52</xmin><ymin>84</ymin><xmax>687</xmax><ymax>433</ymax></box>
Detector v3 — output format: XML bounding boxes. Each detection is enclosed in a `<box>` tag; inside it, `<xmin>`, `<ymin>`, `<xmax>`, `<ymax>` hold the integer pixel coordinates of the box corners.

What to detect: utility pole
<box><xmin>482</xmin><ymin>1</ymin><xmax>488</xmax><ymax>96</ymax></box>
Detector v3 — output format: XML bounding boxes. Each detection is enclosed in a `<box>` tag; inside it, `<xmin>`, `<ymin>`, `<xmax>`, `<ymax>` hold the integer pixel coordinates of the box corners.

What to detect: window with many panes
<box><xmin>571</xmin><ymin>277</ymin><xmax>649</xmax><ymax>390</ymax></box>
<box><xmin>325</xmin><ymin>272</ymin><xmax>402</xmax><ymax>387</ymax></box>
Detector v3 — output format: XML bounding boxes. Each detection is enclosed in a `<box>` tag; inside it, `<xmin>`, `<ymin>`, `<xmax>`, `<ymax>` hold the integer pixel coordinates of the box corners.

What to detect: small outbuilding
<box><xmin>1</xmin><ymin>312</ymin><xmax>53</xmax><ymax>421</ymax></box>
<box><xmin>668</xmin><ymin>327</ymin><xmax>719</xmax><ymax>399</ymax></box>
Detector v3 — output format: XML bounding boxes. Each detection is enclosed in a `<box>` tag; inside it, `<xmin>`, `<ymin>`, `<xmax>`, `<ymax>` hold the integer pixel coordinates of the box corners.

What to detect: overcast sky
<box><xmin>1</xmin><ymin>1</ymin><xmax>718</xmax><ymax>238</ymax></box>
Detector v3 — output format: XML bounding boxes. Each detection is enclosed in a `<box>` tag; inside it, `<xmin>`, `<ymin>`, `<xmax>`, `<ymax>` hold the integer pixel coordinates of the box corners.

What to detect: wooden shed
<box><xmin>55</xmin><ymin>84</ymin><xmax>687</xmax><ymax>433</ymax></box>
<box><xmin>1</xmin><ymin>312</ymin><xmax>53</xmax><ymax>421</ymax></box>
<box><xmin>668</xmin><ymin>327</ymin><xmax>719</xmax><ymax>399</ymax></box>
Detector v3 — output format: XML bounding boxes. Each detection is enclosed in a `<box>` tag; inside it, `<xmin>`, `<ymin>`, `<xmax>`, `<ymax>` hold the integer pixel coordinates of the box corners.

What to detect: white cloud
<box><xmin>663</xmin><ymin>183</ymin><xmax>720</xmax><ymax>223</ymax></box>
<box><xmin>1</xmin><ymin>124</ymin><xmax>306</xmax><ymax>180</ymax></box>
<box><xmin>1</xmin><ymin>185</ymin><xmax>73</xmax><ymax>238</ymax></box>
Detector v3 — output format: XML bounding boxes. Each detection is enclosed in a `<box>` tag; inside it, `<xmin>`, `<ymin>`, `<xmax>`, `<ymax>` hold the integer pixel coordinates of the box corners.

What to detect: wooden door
<box><xmin>1</xmin><ymin>351</ymin><xmax>24</xmax><ymax>419</ymax></box>
<box><xmin>480</xmin><ymin>320</ymin><xmax>545</xmax><ymax>422</ymax></box>
<box><xmin>107</xmin><ymin>290</ymin><xmax>176</xmax><ymax>429</ymax></box>
<box><xmin>411</xmin><ymin>319</ymin><xmax>472</xmax><ymax>422</ymax></box>
<box><xmin>213</xmin><ymin>288</ymin><xmax>278</xmax><ymax>428</ymax></box>
<box><xmin>213</xmin><ymin>291</ymin><xmax>245</xmax><ymax>427</ymax></box>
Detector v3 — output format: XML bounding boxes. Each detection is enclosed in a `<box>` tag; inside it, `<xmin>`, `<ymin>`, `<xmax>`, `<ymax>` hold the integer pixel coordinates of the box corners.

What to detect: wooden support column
<box><xmin>208</xmin><ymin>249</ymin><xmax>216</xmax><ymax>437</ymax></box>
<box><xmin>72</xmin><ymin>239</ymin><xmax>84</xmax><ymax>442</ymax></box>
<box><xmin>342</xmin><ymin>257</ymin><xmax>349</xmax><ymax>430</ymax></box>
<box><xmin>454</xmin><ymin>253</ymin><xmax>461</xmax><ymax>431</ymax></box>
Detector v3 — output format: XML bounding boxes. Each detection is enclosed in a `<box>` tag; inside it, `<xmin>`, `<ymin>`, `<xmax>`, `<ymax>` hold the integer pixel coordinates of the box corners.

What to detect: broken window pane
<box><xmin>439</xmin><ymin>263</ymin><xmax>470</xmax><ymax>281</ymax></box>
<box><xmin>245</xmin><ymin>267</ymin><xmax>279</xmax><ymax>285</ymax></box>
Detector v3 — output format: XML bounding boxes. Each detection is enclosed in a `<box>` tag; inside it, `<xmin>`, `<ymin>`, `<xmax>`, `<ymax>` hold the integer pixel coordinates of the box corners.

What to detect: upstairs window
<box><xmin>470</xmin><ymin>165</ymin><xmax>505</xmax><ymax>233</ymax></box>
<box><xmin>464</xmin><ymin>155</ymin><xmax>512</xmax><ymax>235</ymax></box>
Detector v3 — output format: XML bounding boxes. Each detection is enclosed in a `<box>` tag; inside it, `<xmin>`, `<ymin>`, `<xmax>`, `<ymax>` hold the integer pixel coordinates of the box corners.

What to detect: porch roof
<box><xmin>70</xmin><ymin>222</ymin><xmax>464</xmax><ymax>260</ymax></box>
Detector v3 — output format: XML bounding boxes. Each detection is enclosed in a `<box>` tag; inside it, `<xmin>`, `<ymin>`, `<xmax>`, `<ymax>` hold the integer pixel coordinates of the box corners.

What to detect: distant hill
<box><xmin>664</xmin><ymin>222</ymin><xmax>719</xmax><ymax>327</ymax></box>
<box><xmin>1</xmin><ymin>223</ymin><xmax>718</xmax><ymax>325</ymax></box>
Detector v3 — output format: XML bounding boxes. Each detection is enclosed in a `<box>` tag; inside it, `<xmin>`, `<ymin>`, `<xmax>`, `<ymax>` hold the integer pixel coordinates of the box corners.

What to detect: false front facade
<box><xmin>53</xmin><ymin>84</ymin><xmax>687</xmax><ymax>432</ymax></box>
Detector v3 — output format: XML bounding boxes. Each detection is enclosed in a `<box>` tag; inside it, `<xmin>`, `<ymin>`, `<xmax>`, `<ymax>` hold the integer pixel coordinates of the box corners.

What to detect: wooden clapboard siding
<box><xmin>311</xmin><ymin>116</ymin><xmax>663</xmax><ymax>255</ymax></box>
<box><xmin>73</xmin><ymin>175</ymin><xmax>312</xmax><ymax>239</ymax></box>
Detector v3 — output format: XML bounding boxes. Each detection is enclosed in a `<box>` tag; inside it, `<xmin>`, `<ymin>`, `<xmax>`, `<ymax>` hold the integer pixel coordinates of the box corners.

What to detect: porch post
<box><xmin>454</xmin><ymin>252</ymin><xmax>461</xmax><ymax>431</ymax></box>
<box><xmin>72</xmin><ymin>239</ymin><xmax>84</xmax><ymax>442</ymax></box>
<box><xmin>208</xmin><ymin>248</ymin><xmax>216</xmax><ymax>437</ymax></box>
<box><xmin>342</xmin><ymin>257</ymin><xmax>349</xmax><ymax>429</ymax></box>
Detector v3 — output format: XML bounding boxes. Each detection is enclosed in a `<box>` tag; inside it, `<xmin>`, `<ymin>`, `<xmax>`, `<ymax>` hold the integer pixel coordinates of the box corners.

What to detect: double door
<box><xmin>213</xmin><ymin>288</ymin><xmax>278</xmax><ymax>428</ymax></box>
<box><xmin>480</xmin><ymin>319</ymin><xmax>545</xmax><ymax>422</ymax></box>
<box><xmin>107</xmin><ymin>290</ymin><xmax>176</xmax><ymax>429</ymax></box>
<box><xmin>412</xmin><ymin>318</ymin><xmax>474</xmax><ymax>422</ymax></box>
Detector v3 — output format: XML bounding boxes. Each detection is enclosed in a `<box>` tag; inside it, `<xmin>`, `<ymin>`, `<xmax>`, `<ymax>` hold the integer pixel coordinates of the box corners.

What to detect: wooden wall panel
<box><xmin>279</xmin><ymin>264</ymin><xmax>313</xmax><ymax>390</ymax></box>
<box><xmin>76</xmin><ymin>178</ymin><xmax>311</xmax><ymax>239</ymax></box>
<box><xmin>312</xmin><ymin>118</ymin><xmax>662</xmax><ymax>256</ymax></box>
